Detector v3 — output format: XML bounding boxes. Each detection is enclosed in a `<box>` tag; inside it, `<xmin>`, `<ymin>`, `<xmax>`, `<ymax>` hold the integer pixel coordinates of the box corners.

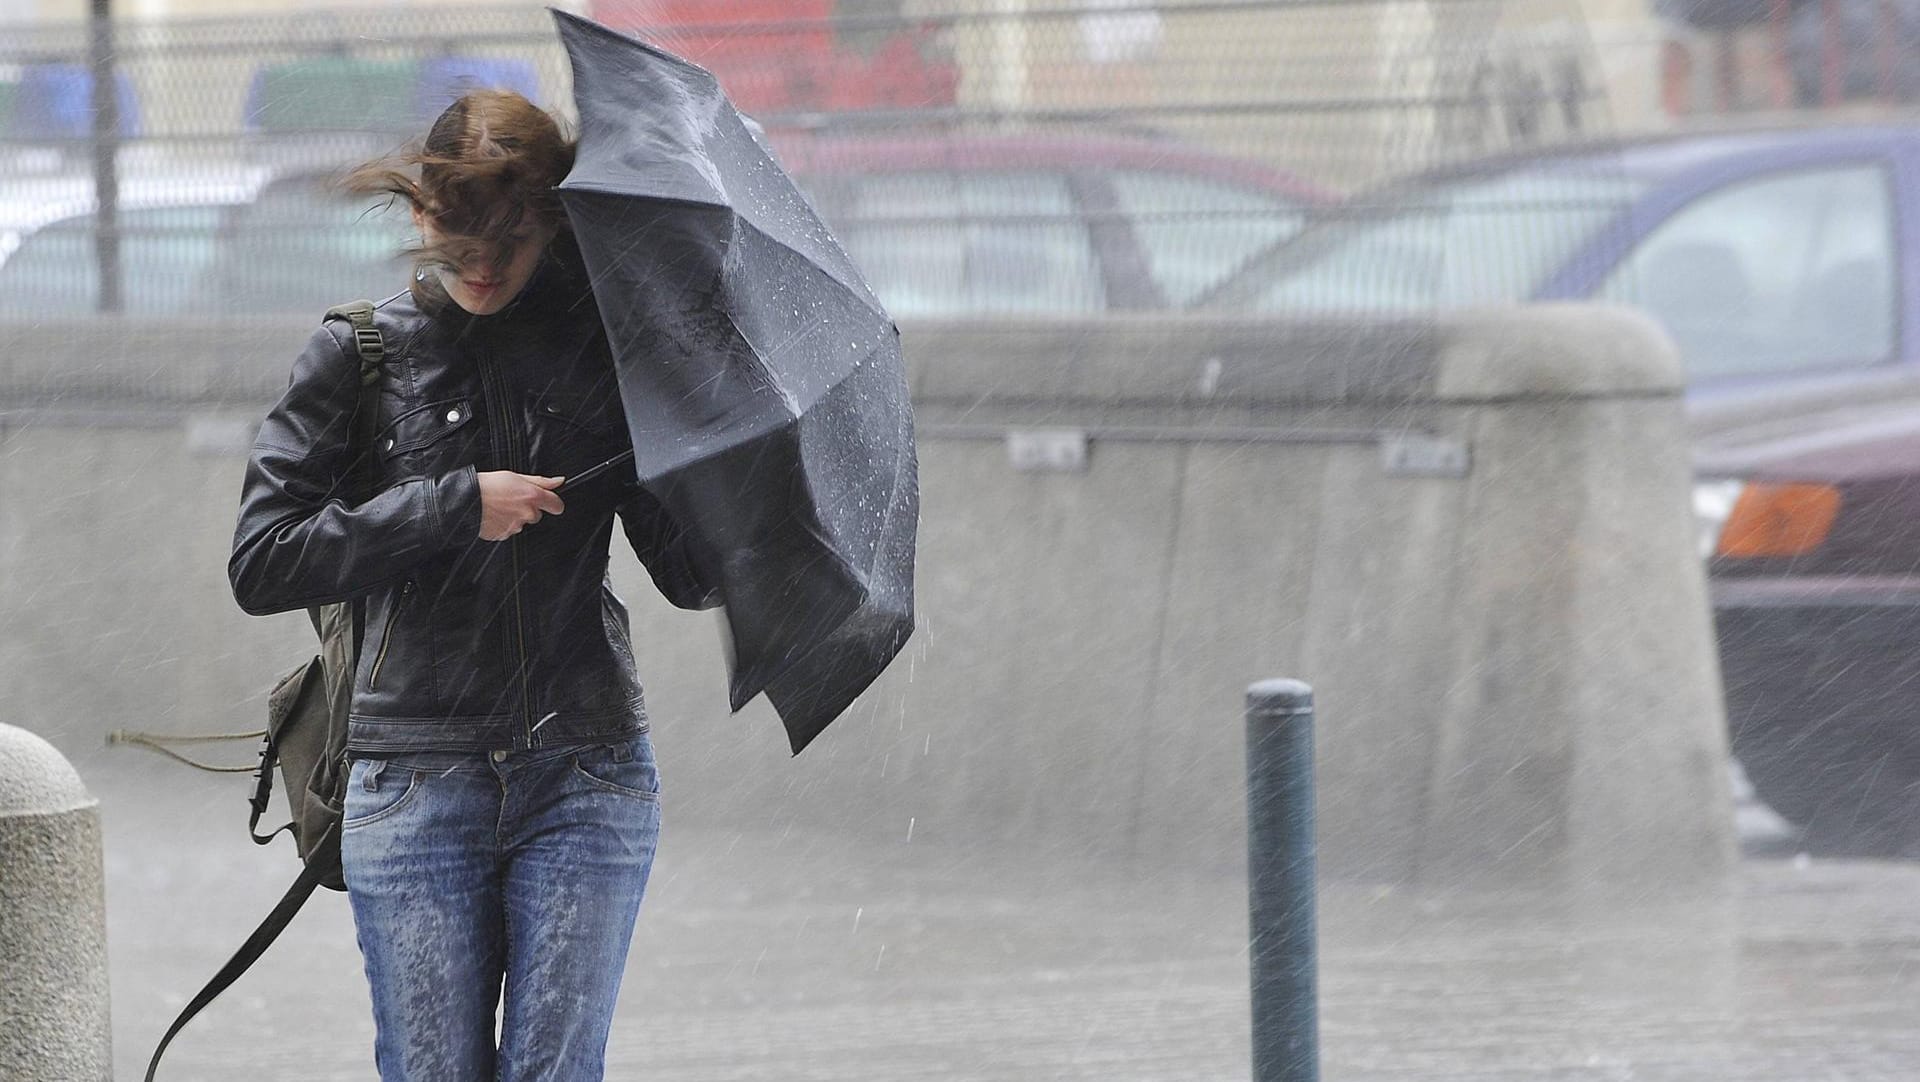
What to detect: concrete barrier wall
<box><xmin>0</xmin><ymin>308</ymin><xmax>1732</xmax><ymax>891</ymax></box>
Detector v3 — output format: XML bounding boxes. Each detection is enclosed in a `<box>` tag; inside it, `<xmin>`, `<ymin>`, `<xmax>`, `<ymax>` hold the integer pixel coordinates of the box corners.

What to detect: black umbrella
<box><xmin>550</xmin><ymin>9</ymin><xmax>919</xmax><ymax>756</ymax></box>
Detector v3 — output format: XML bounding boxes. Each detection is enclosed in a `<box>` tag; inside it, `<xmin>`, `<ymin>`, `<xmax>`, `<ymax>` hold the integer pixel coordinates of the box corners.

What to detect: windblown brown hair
<box><xmin>341</xmin><ymin>89</ymin><xmax>577</xmax><ymax>303</ymax></box>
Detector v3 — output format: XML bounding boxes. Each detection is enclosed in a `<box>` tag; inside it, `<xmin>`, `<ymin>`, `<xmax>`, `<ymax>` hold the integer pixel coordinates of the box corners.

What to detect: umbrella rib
<box><xmin>734</xmin><ymin>218</ymin><xmax>891</xmax><ymax>322</ymax></box>
<box><xmin>555</xmin><ymin>10</ymin><xmax>724</xmax><ymax>95</ymax></box>
<box><xmin>569</xmin><ymin>201</ymin><xmax>792</xmax><ymax>407</ymax></box>
<box><xmin>559</xmin><ymin>184</ymin><xmax>731</xmax><ymax>214</ymax></box>
<box><xmin>682</xmin><ymin>223</ymin><xmax>891</xmax><ymax>418</ymax></box>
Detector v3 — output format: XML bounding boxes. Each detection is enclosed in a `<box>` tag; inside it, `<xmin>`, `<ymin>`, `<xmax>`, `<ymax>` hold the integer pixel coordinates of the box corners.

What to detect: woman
<box><xmin>228</xmin><ymin>89</ymin><xmax>717</xmax><ymax>1081</ymax></box>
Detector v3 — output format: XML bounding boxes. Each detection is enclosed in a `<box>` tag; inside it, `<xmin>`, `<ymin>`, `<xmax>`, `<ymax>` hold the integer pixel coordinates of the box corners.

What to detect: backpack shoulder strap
<box><xmin>318</xmin><ymin>301</ymin><xmax>385</xmax><ymax>650</ymax></box>
<box><xmin>323</xmin><ymin>300</ymin><xmax>386</xmax><ymax>460</ymax></box>
<box><xmin>324</xmin><ymin>300</ymin><xmax>384</xmax><ymax>376</ymax></box>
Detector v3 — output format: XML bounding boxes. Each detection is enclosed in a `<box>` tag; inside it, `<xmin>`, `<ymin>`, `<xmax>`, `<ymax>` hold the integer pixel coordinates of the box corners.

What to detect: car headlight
<box><xmin>1692</xmin><ymin>479</ymin><xmax>1746</xmax><ymax>561</ymax></box>
<box><xmin>1693</xmin><ymin>480</ymin><xmax>1845</xmax><ymax>561</ymax></box>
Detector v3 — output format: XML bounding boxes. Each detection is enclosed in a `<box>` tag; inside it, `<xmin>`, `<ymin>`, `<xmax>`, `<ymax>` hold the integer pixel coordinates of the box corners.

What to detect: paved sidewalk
<box><xmin>92</xmin><ymin>760</ymin><xmax>1920</xmax><ymax>1081</ymax></box>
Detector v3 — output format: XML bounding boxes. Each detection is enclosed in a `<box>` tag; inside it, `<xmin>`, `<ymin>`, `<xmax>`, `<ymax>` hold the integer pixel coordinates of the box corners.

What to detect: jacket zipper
<box><xmin>368</xmin><ymin>579</ymin><xmax>414</xmax><ymax>690</ymax></box>
<box><xmin>477</xmin><ymin>344</ymin><xmax>538</xmax><ymax>748</ymax></box>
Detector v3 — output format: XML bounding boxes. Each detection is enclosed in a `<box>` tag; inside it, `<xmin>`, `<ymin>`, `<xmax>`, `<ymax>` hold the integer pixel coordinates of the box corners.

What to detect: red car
<box><xmin>770</xmin><ymin>131</ymin><xmax>1328</xmax><ymax>315</ymax></box>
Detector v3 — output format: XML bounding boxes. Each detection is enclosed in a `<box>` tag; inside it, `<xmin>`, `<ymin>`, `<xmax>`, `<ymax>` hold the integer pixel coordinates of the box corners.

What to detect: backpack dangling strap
<box><xmin>142</xmin><ymin>848</ymin><xmax>332</xmax><ymax>1081</ymax></box>
<box><xmin>144</xmin><ymin>302</ymin><xmax>388</xmax><ymax>1081</ymax></box>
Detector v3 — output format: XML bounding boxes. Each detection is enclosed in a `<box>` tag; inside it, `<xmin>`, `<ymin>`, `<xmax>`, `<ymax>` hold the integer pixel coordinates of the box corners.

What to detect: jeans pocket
<box><xmin>342</xmin><ymin>759</ymin><xmax>424</xmax><ymax>829</ymax></box>
<box><xmin>569</xmin><ymin>739</ymin><xmax>660</xmax><ymax>801</ymax></box>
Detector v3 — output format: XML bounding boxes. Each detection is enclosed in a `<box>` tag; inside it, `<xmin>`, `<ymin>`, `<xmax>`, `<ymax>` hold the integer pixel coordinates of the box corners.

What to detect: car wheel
<box><xmin>1719</xmin><ymin>600</ymin><xmax>1920</xmax><ymax>858</ymax></box>
<box><xmin>1732</xmin><ymin>713</ymin><xmax>1920</xmax><ymax>858</ymax></box>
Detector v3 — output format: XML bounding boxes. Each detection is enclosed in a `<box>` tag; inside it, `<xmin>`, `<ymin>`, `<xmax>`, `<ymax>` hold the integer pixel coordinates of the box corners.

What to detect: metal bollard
<box><xmin>1246</xmin><ymin>679</ymin><xmax>1319</xmax><ymax>1082</ymax></box>
<box><xmin>0</xmin><ymin>724</ymin><xmax>112</xmax><ymax>1080</ymax></box>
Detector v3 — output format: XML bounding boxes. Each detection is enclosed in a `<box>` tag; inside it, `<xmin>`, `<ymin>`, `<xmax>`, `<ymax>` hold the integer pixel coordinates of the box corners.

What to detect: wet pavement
<box><xmin>82</xmin><ymin>759</ymin><xmax>1920</xmax><ymax>1081</ymax></box>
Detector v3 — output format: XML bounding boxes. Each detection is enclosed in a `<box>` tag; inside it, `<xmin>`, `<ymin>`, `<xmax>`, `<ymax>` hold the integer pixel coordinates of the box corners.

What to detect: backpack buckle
<box><xmin>353</xmin><ymin>327</ymin><xmax>385</xmax><ymax>364</ymax></box>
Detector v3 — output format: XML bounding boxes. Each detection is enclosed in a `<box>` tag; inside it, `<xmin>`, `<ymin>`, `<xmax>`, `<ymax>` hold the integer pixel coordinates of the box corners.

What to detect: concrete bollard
<box><xmin>0</xmin><ymin>725</ymin><xmax>112</xmax><ymax>1081</ymax></box>
<box><xmin>1246</xmin><ymin>680</ymin><xmax>1319</xmax><ymax>1082</ymax></box>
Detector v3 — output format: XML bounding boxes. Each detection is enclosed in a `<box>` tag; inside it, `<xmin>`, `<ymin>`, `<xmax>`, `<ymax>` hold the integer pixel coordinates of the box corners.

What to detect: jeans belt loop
<box><xmin>364</xmin><ymin>758</ymin><xmax>387</xmax><ymax>791</ymax></box>
<box><xmin>612</xmin><ymin>742</ymin><xmax>634</xmax><ymax>764</ymax></box>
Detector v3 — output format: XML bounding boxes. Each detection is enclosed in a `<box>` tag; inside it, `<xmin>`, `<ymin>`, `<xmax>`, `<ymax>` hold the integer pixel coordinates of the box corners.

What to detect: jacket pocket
<box><xmin>378</xmin><ymin>397</ymin><xmax>477</xmax><ymax>459</ymax></box>
<box><xmin>570</xmin><ymin>739</ymin><xmax>660</xmax><ymax>801</ymax></box>
<box><xmin>367</xmin><ymin>579</ymin><xmax>415</xmax><ymax>691</ymax></box>
<box><xmin>533</xmin><ymin>391</ymin><xmax>626</xmax><ymax>441</ymax></box>
<box><xmin>342</xmin><ymin>760</ymin><xmax>422</xmax><ymax>829</ymax></box>
<box><xmin>530</xmin><ymin>391</ymin><xmax>630</xmax><ymax>478</ymax></box>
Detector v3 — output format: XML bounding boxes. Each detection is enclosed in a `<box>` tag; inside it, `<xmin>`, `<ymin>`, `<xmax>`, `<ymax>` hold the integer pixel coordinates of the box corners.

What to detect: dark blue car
<box><xmin>1203</xmin><ymin>123</ymin><xmax>1920</xmax><ymax>854</ymax></box>
<box><xmin>1202</xmin><ymin>124</ymin><xmax>1907</xmax><ymax>384</ymax></box>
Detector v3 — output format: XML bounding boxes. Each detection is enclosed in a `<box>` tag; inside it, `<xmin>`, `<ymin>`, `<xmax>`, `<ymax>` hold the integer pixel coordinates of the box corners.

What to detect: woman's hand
<box><xmin>478</xmin><ymin>471</ymin><xmax>566</xmax><ymax>540</ymax></box>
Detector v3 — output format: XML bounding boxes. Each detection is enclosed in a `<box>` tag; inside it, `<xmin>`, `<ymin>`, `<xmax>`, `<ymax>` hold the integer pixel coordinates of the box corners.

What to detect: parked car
<box><xmin>0</xmin><ymin>132</ymin><xmax>1325</xmax><ymax>319</ymax></box>
<box><xmin>0</xmin><ymin>163</ymin><xmax>321</xmax><ymax>317</ymax></box>
<box><xmin>1201</xmin><ymin>122</ymin><xmax>1920</xmax><ymax>854</ymax></box>
<box><xmin>772</xmin><ymin>132</ymin><xmax>1327</xmax><ymax>314</ymax></box>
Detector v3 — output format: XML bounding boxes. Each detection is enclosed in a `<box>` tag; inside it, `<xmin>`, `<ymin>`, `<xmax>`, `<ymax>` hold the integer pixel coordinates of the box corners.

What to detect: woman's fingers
<box><xmin>524</xmin><ymin>474</ymin><xmax>566</xmax><ymax>517</ymax></box>
<box><xmin>475</xmin><ymin>470</ymin><xmax>569</xmax><ymax>540</ymax></box>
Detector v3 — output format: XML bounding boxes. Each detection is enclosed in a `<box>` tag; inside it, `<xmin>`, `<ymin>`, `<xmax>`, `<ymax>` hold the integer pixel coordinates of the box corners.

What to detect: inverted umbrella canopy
<box><xmin>550</xmin><ymin>8</ymin><xmax>918</xmax><ymax>756</ymax></box>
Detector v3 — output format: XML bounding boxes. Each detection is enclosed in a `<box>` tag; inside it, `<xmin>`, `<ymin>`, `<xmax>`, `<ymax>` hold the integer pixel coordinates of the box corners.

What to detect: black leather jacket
<box><xmin>229</xmin><ymin>239</ymin><xmax>718</xmax><ymax>755</ymax></box>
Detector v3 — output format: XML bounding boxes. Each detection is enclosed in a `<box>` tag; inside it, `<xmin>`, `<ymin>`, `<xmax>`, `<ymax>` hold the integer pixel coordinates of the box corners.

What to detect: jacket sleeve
<box><xmin>616</xmin><ymin>483</ymin><xmax>723</xmax><ymax>611</ymax></box>
<box><xmin>228</xmin><ymin>322</ymin><xmax>483</xmax><ymax>616</ymax></box>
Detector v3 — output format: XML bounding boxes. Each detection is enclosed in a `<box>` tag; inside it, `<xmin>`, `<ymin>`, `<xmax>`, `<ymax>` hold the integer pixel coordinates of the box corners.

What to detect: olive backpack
<box><xmin>115</xmin><ymin>300</ymin><xmax>387</xmax><ymax>1081</ymax></box>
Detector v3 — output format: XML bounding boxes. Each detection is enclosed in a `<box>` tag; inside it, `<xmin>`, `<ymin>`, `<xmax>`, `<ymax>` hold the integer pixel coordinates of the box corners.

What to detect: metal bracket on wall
<box><xmin>1006</xmin><ymin>429</ymin><xmax>1091</xmax><ymax>473</ymax></box>
<box><xmin>1379</xmin><ymin>433</ymin><xmax>1471</xmax><ymax>478</ymax></box>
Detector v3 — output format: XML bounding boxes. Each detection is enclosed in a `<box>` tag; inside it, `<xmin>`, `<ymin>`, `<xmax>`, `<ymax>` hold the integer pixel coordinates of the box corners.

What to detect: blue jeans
<box><xmin>339</xmin><ymin>732</ymin><xmax>662</xmax><ymax>1082</ymax></box>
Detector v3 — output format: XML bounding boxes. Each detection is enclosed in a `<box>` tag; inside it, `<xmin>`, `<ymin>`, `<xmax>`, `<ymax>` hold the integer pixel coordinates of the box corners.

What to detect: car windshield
<box><xmin>1197</xmin><ymin>167</ymin><xmax>1647</xmax><ymax>314</ymax></box>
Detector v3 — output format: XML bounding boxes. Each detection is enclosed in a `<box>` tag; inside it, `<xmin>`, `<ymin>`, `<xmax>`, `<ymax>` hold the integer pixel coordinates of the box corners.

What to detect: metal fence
<box><xmin>0</xmin><ymin>0</ymin><xmax>1618</xmax><ymax>325</ymax></box>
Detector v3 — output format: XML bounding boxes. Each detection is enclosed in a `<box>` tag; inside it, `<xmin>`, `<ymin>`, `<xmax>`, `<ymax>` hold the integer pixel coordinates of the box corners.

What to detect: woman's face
<box><xmin>412</xmin><ymin>207</ymin><xmax>557</xmax><ymax>316</ymax></box>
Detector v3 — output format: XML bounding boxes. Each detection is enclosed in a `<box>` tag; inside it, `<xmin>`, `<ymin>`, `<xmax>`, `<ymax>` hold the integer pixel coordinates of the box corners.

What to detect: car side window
<box><xmin>807</xmin><ymin>171</ymin><xmax>1104</xmax><ymax>317</ymax></box>
<box><xmin>0</xmin><ymin>206</ymin><xmax>227</xmax><ymax>316</ymax></box>
<box><xmin>1597</xmin><ymin>164</ymin><xmax>1897</xmax><ymax>381</ymax></box>
<box><xmin>956</xmin><ymin>172</ymin><xmax>1104</xmax><ymax>314</ymax></box>
<box><xmin>810</xmin><ymin>172</ymin><xmax>967</xmax><ymax>319</ymax></box>
<box><xmin>1107</xmin><ymin>172</ymin><xmax>1306</xmax><ymax>306</ymax></box>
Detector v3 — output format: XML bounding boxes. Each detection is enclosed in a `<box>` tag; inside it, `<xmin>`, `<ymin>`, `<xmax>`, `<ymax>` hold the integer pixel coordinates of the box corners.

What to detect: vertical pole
<box><xmin>1875</xmin><ymin>0</ymin><xmax>1897</xmax><ymax>103</ymax></box>
<box><xmin>988</xmin><ymin>0</ymin><xmax>1027</xmax><ymax>127</ymax></box>
<box><xmin>1819</xmin><ymin>0</ymin><xmax>1843</xmax><ymax>107</ymax></box>
<box><xmin>1246</xmin><ymin>679</ymin><xmax>1319</xmax><ymax>1082</ymax></box>
<box><xmin>1768</xmin><ymin>0</ymin><xmax>1796</xmax><ymax>108</ymax></box>
<box><xmin>89</xmin><ymin>0</ymin><xmax>122</xmax><ymax>314</ymax></box>
<box><xmin>1713</xmin><ymin>31</ymin><xmax>1737</xmax><ymax>113</ymax></box>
